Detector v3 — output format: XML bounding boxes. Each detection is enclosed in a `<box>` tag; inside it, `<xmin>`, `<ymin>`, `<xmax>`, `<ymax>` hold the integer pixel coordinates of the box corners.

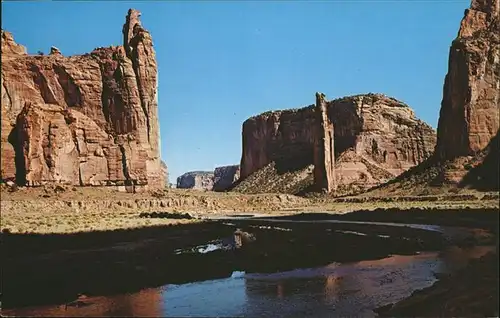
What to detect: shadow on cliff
<box><xmin>459</xmin><ymin>131</ymin><xmax>500</xmax><ymax>191</ymax></box>
<box><xmin>7</xmin><ymin>125</ymin><xmax>27</xmax><ymax>185</ymax></box>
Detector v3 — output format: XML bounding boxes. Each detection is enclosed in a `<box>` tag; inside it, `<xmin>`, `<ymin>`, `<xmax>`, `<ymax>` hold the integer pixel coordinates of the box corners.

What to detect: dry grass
<box><xmin>0</xmin><ymin>208</ymin><xmax>201</xmax><ymax>234</ymax></box>
<box><xmin>1</xmin><ymin>183</ymin><xmax>498</xmax><ymax>234</ymax></box>
<box><xmin>0</xmin><ymin>185</ymin><xmax>310</xmax><ymax>234</ymax></box>
<box><xmin>301</xmin><ymin>197</ymin><xmax>499</xmax><ymax>214</ymax></box>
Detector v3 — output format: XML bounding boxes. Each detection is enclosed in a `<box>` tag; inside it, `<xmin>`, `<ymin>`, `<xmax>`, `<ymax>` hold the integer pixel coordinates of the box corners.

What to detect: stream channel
<box><xmin>2</xmin><ymin>215</ymin><xmax>495</xmax><ymax>317</ymax></box>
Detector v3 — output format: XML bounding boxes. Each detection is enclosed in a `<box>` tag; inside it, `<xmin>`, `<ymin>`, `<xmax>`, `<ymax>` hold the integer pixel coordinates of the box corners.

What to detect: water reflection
<box><xmin>161</xmin><ymin>276</ymin><xmax>247</xmax><ymax>317</ymax></box>
<box><xmin>3</xmin><ymin>246</ymin><xmax>494</xmax><ymax>318</ymax></box>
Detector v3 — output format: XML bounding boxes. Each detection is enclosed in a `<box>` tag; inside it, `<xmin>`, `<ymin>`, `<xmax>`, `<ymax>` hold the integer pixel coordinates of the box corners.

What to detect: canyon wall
<box><xmin>239</xmin><ymin>93</ymin><xmax>436</xmax><ymax>191</ymax></box>
<box><xmin>1</xmin><ymin>9</ymin><xmax>165</xmax><ymax>189</ymax></box>
<box><xmin>435</xmin><ymin>0</ymin><xmax>500</xmax><ymax>160</ymax></box>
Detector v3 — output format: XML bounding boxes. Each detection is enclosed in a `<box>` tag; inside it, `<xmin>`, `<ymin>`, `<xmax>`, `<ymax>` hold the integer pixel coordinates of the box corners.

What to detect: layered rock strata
<box><xmin>435</xmin><ymin>0</ymin><xmax>499</xmax><ymax>160</ymax></box>
<box><xmin>1</xmin><ymin>9</ymin><xmax>165</xmax><ymax>189</ymax></box>
<box><xmin>239</xmin><ymin>93</ymin><xmax>436</xmax><ymax>192</ymax></box>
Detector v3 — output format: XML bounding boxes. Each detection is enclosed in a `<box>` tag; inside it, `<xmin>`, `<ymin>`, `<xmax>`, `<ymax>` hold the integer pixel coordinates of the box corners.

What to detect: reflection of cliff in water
<box><xmin>241</xmin><ymin>246</ymin><xmax>495</xmax><ymax>317</ymax></box>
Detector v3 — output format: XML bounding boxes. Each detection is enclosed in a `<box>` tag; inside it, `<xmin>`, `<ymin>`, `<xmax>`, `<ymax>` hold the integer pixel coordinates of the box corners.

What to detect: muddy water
<box><xmin>3</xmin><ymin>245</ymin><xmax>494</xmax><ymax>318</ymax></box>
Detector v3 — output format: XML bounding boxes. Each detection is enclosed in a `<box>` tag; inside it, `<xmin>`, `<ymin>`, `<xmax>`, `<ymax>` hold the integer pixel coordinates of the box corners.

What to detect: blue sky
<box><xmin>2</xmin><ymin>0</ymin><xmax>467</xmax><ymax>182</ymax></box>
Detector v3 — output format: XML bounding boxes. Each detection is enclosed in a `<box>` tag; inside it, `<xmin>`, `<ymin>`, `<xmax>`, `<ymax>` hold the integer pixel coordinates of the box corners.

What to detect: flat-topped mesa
<box><xmin>0</xmin><ymin>9</ymin><xmax>164</xmax><ymax>190</ymax></box>
<box><xmin>239</xmin><ymin>93</ymin><xmax>436</xmax><ymax>193</ymax></box>
<box><xmin>313</xmin><ymin>92</ymin><xmax>336</xmax><ymax>193</ymax></box>
<box><xmin>435</xmin><ymin>0</ymin><xmax>500</xmax><ymax>160</ymax></box>
<box><xmin>176</xmin><ymin>171</ymin><xmax>215</xmax><ymax>190</ymax></box>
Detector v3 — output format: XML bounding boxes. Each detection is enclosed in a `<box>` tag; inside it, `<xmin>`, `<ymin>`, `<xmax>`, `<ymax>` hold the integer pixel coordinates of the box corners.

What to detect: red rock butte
<box><xmin>239</xmin><ymin>93</ymin><xmax>437</xmax><ymax>193</ymax></box>
<box><xmin>435</xmin><ymin>0</ymin><xmax>500</xmax><ymax>160</ymax></box>
<box><xmin>1</xmin><ymin>9</ymin><xmax>165</xmax><ymax>191</ymax></box>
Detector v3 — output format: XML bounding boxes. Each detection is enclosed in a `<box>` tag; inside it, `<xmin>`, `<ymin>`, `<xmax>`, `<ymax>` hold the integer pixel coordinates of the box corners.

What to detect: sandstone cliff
<box><xmin>176</xmin><ymin>171</ymin><xmax>215</xmax><ymax>190</ymax></box>
<box><xmin>366</xmin><ymin>0</ymin><xmax>499</xmax><ymax>195</ymax></box>
<box><xmin>237</xmin><ymin>93</ymin><xmax>436</xmax><ymax>194</ymax></box>
<box><xmin>436</xmin><ymin>0</ymin><xmax>499</xmax><ymax>160</ymax></box>
<box><xmin>1</xmin><ymin>9</ymin><xmax>164</xmax><ymax>189</ymax></box>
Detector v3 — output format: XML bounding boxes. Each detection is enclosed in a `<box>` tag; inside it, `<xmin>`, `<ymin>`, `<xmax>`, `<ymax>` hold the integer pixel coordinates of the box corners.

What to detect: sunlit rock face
<box><xmin>177</xmin><ymin>171</ymin><xmax>215</xmax><ymax>190</ymax></box>
<box><xmin>239</xmin><ymin>93</ymin><xmax>436</xmax><ymax>192</ymax></box>
<box><xmin>1</xmin><ymin>9</ymin><xmax>165</xmax><ymax>189</ymax></box>
<box><xmin>435</xmin><ymin>0</ymin><xmax>500</xmax><ymax>160</ymax></box>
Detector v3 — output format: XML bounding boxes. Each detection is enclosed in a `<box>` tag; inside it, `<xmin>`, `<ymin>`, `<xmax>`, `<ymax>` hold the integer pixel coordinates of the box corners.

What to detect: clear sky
<box><xmin>2</xmin><ymin>0</ymin><xmax>468</xmax><ymax>183</ymax></box>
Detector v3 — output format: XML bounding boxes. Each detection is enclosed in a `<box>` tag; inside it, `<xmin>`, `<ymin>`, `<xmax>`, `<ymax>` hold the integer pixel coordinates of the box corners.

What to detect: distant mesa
<box><xmin>1</xmin><ymin>9</ymin><xmax>165</xmax><ymax>192</ymax></box>
<box><xmin>177</xmin><ymin>171</ymin><xmax>215</xmax><ymax>190</ymax></box>
<box><xmin>176</xmin><ymin>165</ymin><xmax>240</xmax><ymax>191</ymax></box>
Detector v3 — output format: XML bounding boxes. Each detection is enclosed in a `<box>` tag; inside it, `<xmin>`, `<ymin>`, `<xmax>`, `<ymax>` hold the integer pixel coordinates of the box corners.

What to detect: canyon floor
<box><xmin>1</xmin><ymin>183</ymin><xmax>498</xmax><ymax>234</ymax></box>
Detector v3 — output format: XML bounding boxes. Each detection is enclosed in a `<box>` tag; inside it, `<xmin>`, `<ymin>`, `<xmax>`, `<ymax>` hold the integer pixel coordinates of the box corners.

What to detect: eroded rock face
<box><xmin>436</xmin><ymin>0</ymin><xmax>500</xmax><ymax>160</ymax></box>
<box><xmin>176</xmin><ymin>171</ymin><xmax>215</xmax><ymax>190</ymax></box>
<box><xmin>213</xmin><ymin>165</ymin><xmax>240</xmax><ymax>191</ymax></box>
<box><xmin>1</xmin><ymin>9</ymin><xmax>165</xmax><ymax>188</ymax></box>
<box><xmin>239</xmin><ymin>93</ymin><xmax>436</xmax><ymax>191</ymax></box>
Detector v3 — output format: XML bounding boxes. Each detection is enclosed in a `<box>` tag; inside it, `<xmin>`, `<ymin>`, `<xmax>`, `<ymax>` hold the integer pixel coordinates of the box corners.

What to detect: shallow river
<box><xmin>4</xmin><ymin>245</ymin><xmax>493</xmax><ymax>317</ymax></box>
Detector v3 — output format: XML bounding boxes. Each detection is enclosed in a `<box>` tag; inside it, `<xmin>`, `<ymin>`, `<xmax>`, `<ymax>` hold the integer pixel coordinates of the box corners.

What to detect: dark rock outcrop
<box><xmin>436</xmin><ymin>0</ymin><xmax>499</xmax><ymax>160</ymax></box>
<box><xmin>1</xmin><ymin>9</ymin><xmax>165</xmax><ymax>189</ymax></box>
<box><xmin>213</xmin><ymin>165</ymin><xmax>240</xmax><ymax>191</ymax></box>
<box><xmin>176</xmin><ymin>171</ymin><xmax>215</xmax><ymax>190</ymax></box>
<box><xmin>239</xmin><ymin>93</ymin><xmax>436</xmax><ymax>193</ymax></box>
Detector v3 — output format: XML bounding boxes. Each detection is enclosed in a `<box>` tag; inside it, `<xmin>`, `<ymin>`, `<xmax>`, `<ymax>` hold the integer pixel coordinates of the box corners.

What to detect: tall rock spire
<box><xmin>313</xmin><ymin>92</ymin><xmax>336</xmax><ymax>193</ymax></box>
